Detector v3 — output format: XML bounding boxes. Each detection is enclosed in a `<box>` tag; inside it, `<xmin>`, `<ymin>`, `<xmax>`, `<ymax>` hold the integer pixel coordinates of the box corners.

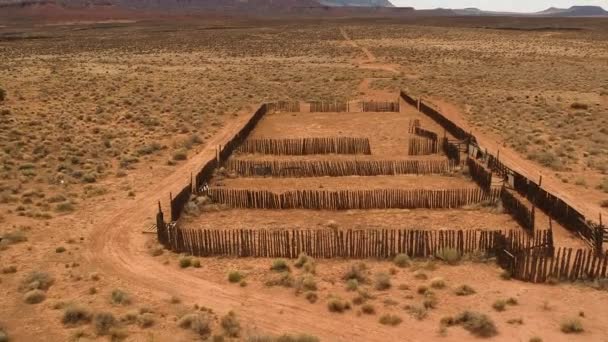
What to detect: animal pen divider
<box><xmin>158</xmin><ymin>227</ymin><xmax>521</xmax><ymax>259</ymax></box>
<box><xmin>227</xmin><ymin>159</ymin><xmax>454</xmax><ymax>177</ymax></box>
<box><xmin>236</xmin><ymin>137</ymin><xmax>372</xmax><ymax>155</ymax></box>
<box><xmin>408</xmin><ymin>137</ymin><xmax>438</xmax><ymax>155</ymax></box>
<box><xmin>207</xmin><ymin>188</ymin><xmax>500</xmax><ymax>210</ymax></box>
<box><xmin>399</xmin><ymin>90</ymin><xmax>605</xmax><ymax>251</ymax></box>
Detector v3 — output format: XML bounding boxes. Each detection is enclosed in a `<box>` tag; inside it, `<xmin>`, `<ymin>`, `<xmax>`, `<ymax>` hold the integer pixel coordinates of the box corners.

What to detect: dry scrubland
<box><xmin>352</xmin><ymin>23</ymin><xmax>608</xmax><ymax>197</ymax></box>
<box><xmin>0</xmin><ymin>19</ymin><xmax>607</xmax><ymax>341</ymax></box>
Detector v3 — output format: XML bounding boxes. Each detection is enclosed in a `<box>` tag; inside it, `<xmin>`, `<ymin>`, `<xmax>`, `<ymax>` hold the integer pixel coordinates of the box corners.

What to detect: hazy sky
<box><xmin>391</xmin><ymin>0</ymin><xmax>608</xmax><ymax>12</ymax></box>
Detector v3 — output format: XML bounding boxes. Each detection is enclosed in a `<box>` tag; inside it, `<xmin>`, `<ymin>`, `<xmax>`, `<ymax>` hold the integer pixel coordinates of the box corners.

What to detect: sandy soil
<box><xmin>211</xmin><ymin>174</ymin><xmax>476</xmax><ymax>192</ymax></box>
<box><xmin>180</xmin><ymin>208</ymin><xmax>522</xmax><ymax>231</ymax></box>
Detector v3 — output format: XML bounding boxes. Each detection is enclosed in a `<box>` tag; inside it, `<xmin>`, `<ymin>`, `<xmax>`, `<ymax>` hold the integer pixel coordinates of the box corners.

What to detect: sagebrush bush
<box><xmin>220</xmin><ymin>311</ymin><xmax>241</xmax><ymax>337</ymax></box>
<box><xmin>22</xmin><ymin>271</ymin><xmax>53</xmax><ymax>291</ymax></box>
<box><xmin>343</xmin><ymin>263</ymin><xmax>367</xmax><ymax>283</ymax></box>
<box><xmin>179</xmin><ymin>257</ymin><xmax>192</xmax><ymax>268</ymax></box>
<box><xmin>297</xmin><ymin>275</ymin><xmax>317</xmax><ymax>292</ymax></box>
<box><xmin>560</xmin><ymin>318</ymin><xmax>583</xmax><ymax>334</ymax></box>
<box><xmin>178</xmin><ymin>313</ymin><xmax>211</xmax><ymax>337</ymax></box>
<box><xmin>228</xmin><ymin>271</ymin><xmax>243</xmax><ymax>283</ymax></box>
<box><xmin>393</xmin><ymin>253</ymin><xmax>410</xmax><ymax>268</ymax></box>
<box><xmin>111</xmin><ymin>289</ymin><xmax>131</xmax><ymax>305</ymax></box>
<box><xmin>374</xmin><ymin>272</ymin><xmax>391</xmax><ymax>291</ymax></box>
<box><xmin>361</xmin><ymin>303</ymin><xmax>375</xmax><ymax>314</ymax></box>
<box><xmin>430</xmin><ymin>277</ymin><xmax>446</xmax><ymax>289</ymax></box>
<box><xmin>453</xmin><ymin>311</ymin><xmax>498</xmax><ymax>337</ymax></box>
<box><xmin>24</xmin><ymin>289</ymin><xmax>46</xmax><ymax>304</ymax></box>
<box><xmin>346</xmin><ymin>279</ymin><xmax>359</xmax><ymax>291</ymax></box>
<box><xmin>270</xmin><ymin>259</ymin><xmax>290</xmax><ymax>272</ymax></box>
<box><xmin>454</xmin><ymin>284</ymin><xmax>476</xmax><ymax>296</ymax></box>
<box><xmin>304</xmin><ymin>291</ymin><xmax>318</xmax><ymax>303</ymax></box>
<box><xmin>94</xmin><ymin>312</ymin><xmax>117</xmax><ymax>335</ymax></box>
<box><xmin>493</xmin><ymin>300</ymin><xmax>506</xmax><ymax>311</ymax></box>
<box><xmin>436</xmin><ymin>248</ymin><xmax>461</xmax><ymax>265</ymax></box>
<box><xmin>327</xmin><ymin>296</ymin><xmax>350</xmax><ymax>313</ymax></box>
<box><xmin>62</xmin><ymin>305</ymin><xmax>92</xmax><ymax>326</ymax></box>
<box><xmin>137</xmin><ymin>313</ymin><xmax>155</xmax><ymax>328</ymax></box>
<box><xmin>379</xmin><ymin>314</ymin><xmax>402</xmax><ymax>326</ymax></box>
<box><xmin>405</xmin><ymin>305</ymin><xmax>427</xmax><ymax>320</ymax></box>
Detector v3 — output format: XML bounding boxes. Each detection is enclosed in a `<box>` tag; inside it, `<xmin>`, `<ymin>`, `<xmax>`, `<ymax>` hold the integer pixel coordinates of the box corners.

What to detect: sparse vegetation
<box><xmin>436</xmin><ymin>248</ymin><xmax>461</xmax><ymax>265</ymax></box>
<box><xmin>228</xmin><ymin>271</ymin><xmax>244</xmax><ymax>283</ymax></box>
<box><xmin>442</xmin><ymin>311</ymin><xmax>498</xmax><ymax>337</ymax></box>
<box><xmin>23</xmin><ymin>289</ymin><xmax>46</xmax><ymax>304</ymax></box>
<box><xmin>454</xmin><ymin>285</ymin><xmax>476</xmax><ymax>296</ymax></box>
<box><xmin>62</xmin><ymin>305</ymin><xmax>92</xmax><ymax>326</ymax></box>
<box><xmin>111</xmin><ymin>289</ymin><xmax>132</xmax><ymax>305</ymax></box>
<box><xmin>393</xmin><ymin>253</ymin><xmax>410</xmax><ymax>268</ymax></box>
<box><xmin>327</xmin><ymin>296</ymin><xmax>351</xmax><ymax>313</ymax></box>
<box><xmin>374</xmin><ymin>272</ymin><xmax>391</xmax><ymax>290</ymax></box>
<box><xmin>379</xmin><ymin>314</ymin><xmax>402</xmax><ymax>326</ymax></box>
<box><xmin>94</xmin><ymin>312</ymin><xmax>117</xmax><ymax>335</ymax></box>
<box><xmin>271</xmin><ymin>259</ymin><xmax>290</xmax><ymax>272</ymax></box>
<box><xmin>560</xmin><ymin>318</ymin><xmax>584</xmax><ymax>334</ymax></box>
<box><xmin>220</xmin><ymin>311</ymin><xmax>241</xmax><ymax>337</ymax></box>
<box><xmin>178</xmin><ymin>313</ymin><xmax>212</xmax><ymax>337</ymax></box>
<box><xmin>430</xmin><ymin>277</ymin><xmax>446</xmax><ymax>289</ymax></box>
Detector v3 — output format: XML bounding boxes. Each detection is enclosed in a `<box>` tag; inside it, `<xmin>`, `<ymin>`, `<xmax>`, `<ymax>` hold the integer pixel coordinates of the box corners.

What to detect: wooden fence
<box><xmin>208</xmin><ymin>188</ymin><xmax>500</xmax><ymax>210</ymax></box>
<box><xmin>227</xmin><ymin>159</ymin><xmax>454</xmax><ymax>177</ymax></box>
<box><xmin>400</xmin><ymin>90</ymin><xmax>417</xmax><ymax>108</ymax></box>
<box><xmin>236</xmin><ymin>137</ymin><xmax>372</xmax><ymax>155</ymax></box>
<box><xmin>266</xmin><ymin>101</ymin><xmax>300</xmax><ymax>113</ymax></box>
<box><xmin>499</xmin><ymin>247</ymin><xmax>608</xmax><ymax>283</ymax></box>
<box><xmin>467</xmin><ymin>157</ymin><xmax>492</xmax><ymax>191</ymax></box>
<box><xmin>501</xmin><ymin>187</ymin><xmax>535</xmax><ymax>232</ymax></box>
<box><xmin>309</xmin><ymin>101</ymin><xmax>349</xmax><ymax>112</ymax></box>
<box><xmin>442</xmin><ymin>138</ymin><xmax>461</xmax><ymax>165</ymax></box>
<box><xmin>414</xmin><ymin>126</ymin><xmax>438</xmax><ymax>141</ymax></box>
<box><xmin>159</xmin><ymin>227</ymin><xmax>510</xmax><ymax>259</ymax></box>
<box><xmin>361</xmin><ymin>100</ymin><xmax>400</xmax><ymax>112</ymax></box>
<box><xmin>408</xmin><ymin>137</ymin><xmax>438</xmax><ymax>155</ymax></box>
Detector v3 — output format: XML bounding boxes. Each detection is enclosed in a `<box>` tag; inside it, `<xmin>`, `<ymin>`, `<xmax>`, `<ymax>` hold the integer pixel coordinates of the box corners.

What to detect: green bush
<box><xmin>393</xmin><ymin>253</ymin><xmax>410</xmax><ymax>268</ymax></box>
<box><xmin>24</xmin><ymin>289</ymin><xmax>46</xmax><ymax>304</ymax></box>
<box><xmin>379</xmin><ymin>314</ymin><xmax>402</xmax><ymax>326</ymax></box>
<box><xmin>560</xmin><ymin>318</ymin><xmax>583</xmax><ymax>334</ymax></box>
<box><xmin>221</xmin><ymin>311</ymin><xmax>241</xmax><ymax>337</ymax></box>
<box><xmin>228</xmin><ymin>271</ymin><xmax>244</xmax><ymax>283</ymax></box>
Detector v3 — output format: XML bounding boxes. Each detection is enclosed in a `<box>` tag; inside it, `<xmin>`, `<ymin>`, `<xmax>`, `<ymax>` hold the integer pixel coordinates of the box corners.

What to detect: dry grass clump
<box><xmin>220</xmin><ymin>311</ymin><xmax>241</xmax><ymax>337</ymax></box>
<box><xmin>374</xmin><ymin>272</ymin><xmax>391</xmax><ymax>291</ymax></box>
<box><xmin>454</xmin><ymin>284</ymin><xmax>476</xmax><ymax>296</ymax></box>
<box><xmin>436</xmin><ymin>248</ymin><xmax>461</xmax><ymax>265</ymax></box>
<box><xmin>405</xmin><ymin>304</ymin><xmax>427</xmax><ymax>320</ymax></box>
<box><xmin>62</xmin><ymin>305</ymin><xmax>93</xmax><ymax>326</ymax></box>
<box><xmin>327</xmin><ymin>296</ymin><xmax>351</xmax><ymax>313</ymax></box>
<box><xmin>430</xmin><ymin>277</ymin><xmax>446</xmax><ymax>289</ymax></box>
<box><xmin>294</xmin><ymin>253</ymin><xmax>315</xmax><ymax>273</ymax></box>
<box><xmin>21</xmin><ymin>271</ymin><xmax>53</xmax><ymax>291</ymax></box>
<box><xmin>378</xmin><ymin>314</ymin><xmax>402</xmax><ymax>326</ymax></box>
<box><xmin>270</xmin><ymin>259</ymin><xmax>290</xmax><ymax>272</ymax></box>
<box><xmin>393</xmin><ymin>253</ymin><xmax>410</xmax><ymax>268</ymax></box>
<box><xmin>110</xmin><ymin>289</ymin><xmax>132</xmax><ymax>306</ymax></box>
<box><xmin>442</xmin><ymin>311</ymin><xmax>498</xmax><ymax>337</ymax></box>
<box><xmin>178</xmin><ymin>312</ymin><xmax>212</xmax><ymax>337</ymax></box>
<box><xmin>560</xmin><ymin>318</ymin><xmax>584</xmax><ymax>334</ymax></box>
<box><xmin>361</xmin><ymin>303</ymin><xmax>375</xmax><ymax>315</ymax></box>
<box><xmin>94</xmin><ymin>312</ymin><xmax>117</xmax><ymax>335</ymax></box>
<box><xmin>23</xmin><ymin>289</ymin><xmax>46</xmax><ymax>304</ymax></box>
<box><xmin>228</xmin><ymin>271</ymin><xmax>244</xmax><ymax>283</ymax></box>
<box><xmin>343</xmin><ymin>262</ymin><xmax>368</xmax><ymax>283</ymax></box>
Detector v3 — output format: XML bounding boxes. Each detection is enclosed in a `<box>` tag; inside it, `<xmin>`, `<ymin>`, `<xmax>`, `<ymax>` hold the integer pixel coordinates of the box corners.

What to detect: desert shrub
<box><xmin>0</xmin><ymin>328</ymin><xmax>7</xmax><ymax>342</ymax></box>
<box><xmin>24</xmin><ymin>289</ymin><xmax>46</xmax><ymax>304</ymax></box>
<box><xmin>493</xmin><ymin>300</ymin><xmax>506</xmax><ymax>311</ymax></box>
<box><xmin>111</xmin><ymin>289</ymin><xmax>131</xmax><ymax>305</ymax></box>
<box><xmin>55</xmin><ymin>246</ymin><xmax>66</xmax><ymax>253</ymax></box>
<box><xmin>507</xmin><ymin>318</ymin><xmax>523</xmax><ymax>325</ymax></box>
<box><xmin>600</xmin><ymin>200</ymin><xmax>608</xmax><ymax>208</ymax></box>
<box><xmin>62</xmin><ymin>305</ymin><xmax>92</xmax><ymax>326</ymax></box>
<box><xmin>436</xmin><ymin>248</ymin><xmax>461</xmax><ymax>265</ymax></box>
<box><xmin>265</xmin><ymin>272</ymin><xmax>294</xmax><ymax>288</ymax></box>
<box><xmin>94</xmin><ymin>312</ymin><xmax>117</xmax><ymax>335</ymax></box>
<box><xmin>294</xmin><ymin>253</ymin><xmax>314</xmax><ymax>271</ymax></box>
<box><xmin>327</xmin><ymin>296</ymin><xmax>350</xmax><ymax>313</ymax></box>
<box><xmin>228</xmin><ymin>271</ymin><xmax>243</xmax><ymax>283</ymax></box>
<box><xmin>374</xmin><ymin>272</ymin><xmax>391</xmax><ymax>290</ymax></box>
<box><xmin>0</xmin><ymin>87</ymin><xmax>5</xmax><ymax>102</ymax></box>
<box><xmin>55</xmin><ymin>201</ymin><xmax>75</xmax><ymax>212</ymax></box>
<box><xmin>296</xmin><ymin>274</ymin><xmax>317</xmax><ymax>292</ymax></box>
<box><xmin>379</xmin><ymin>314</ymin><xmax>402</xmax><ymax>326</ymax></box>
<box><xmin>560</xmin><ymin>318</ymin><xmax>583</xmax><ymax>334</ymax></box>
<box><xmin>220</xmin><ymin>311</ymin><xmax>241</xmax><ymax>337</ymax></box>
<box><xmin>361</xmin><ymin>303</ymin><xmax>375</xmax><ymax>314</ymax></box>
<box><xmin>137</xmin><ymin>313</ymin><xmax>155</xmax><ymax>328</ymax></box>
<box><xmin>423</xmin><ymin>294</ymin><xmax>438</xmax><ymax>309</ymax></box>
<box><xmin>270</xmin><ymin>259</ymin><xmax>290</xmax><ymax>272</ymax></box>
<box><xmin>413</xmin><ymin>271</ymin><xmax>427</xmax><ymax>280</ymax></box>
<box><xmin>1</xmin><ymin>230</ymin><xmax>27</xmax><ymax>245</ymax></box>
<box><xmin>393</xmin><ymin>253</ymin><xmax>410</xmax><ymax>268</ymax></box>
<box><xmin>346</xmin><ymin>279</ymin><xmax>359</xmax><ymax>291</ymax></box>
<box><xmin>417</xmin><ymin>285</ymin><xmax>429</xmax><ymax>295</ymax></box>
<box><xmin>179</xmin><ymin>256</ymin><xmax>192</xmax><ymax>268</ymax></box>
<box><xmin>405</xmin><ymin>305</ymin><xmax>427</xmax><ymax>320</ymax></box>
<box><xmin>570</xmin><ymin>102</ymin><xmax>588</xmax><ymax>110</ymax></box>
<box><xmin>343</xmin><ymin>263</ymin><xmax>367</xmax><ymax>283</ymax></box>
<box><xmin>191</xmin><ymin>259</ymin><xmax>201</xmax><ymax>268</ymax></box>
<box><xmin>453</xmin><ymin>311</ymin><xmax>498</xmax><ymax>337</ymax></box>
<box><xmin>529</xmin><ymin>337</ymin><xmax>542</xmax><ymax>342</ymax></box>
<box><xmin>304</xmin><ymin>291</ymin><xmax>318</xmax><ymax>303</ymax></box>
<box><xmin>430</xmin><ymin>277</ymin><xmax>446</xmax><ymax>289</ymax></box>
<box><xmin>178</xmin><ymin>313</ymin><xmax>211</xmax><ymax>337</ymax></box>
<box><xmin>172</xmin><ymin>149</ymin><xmax>188</xmax><ymax>161</ymax></box>
<box><xmin>21</xmin><ymin>271</ymin><xmax>53</xmax><ymax>291</ymax></box>
<box><xmin>454</xmin><ymin>285</ymin><xmax>476</xmax><ymax>296</ymax></box>
<box><xmin>506</xmin><ymin>297</ymin><xmax>518</xmax><ymax>305</ymax></box>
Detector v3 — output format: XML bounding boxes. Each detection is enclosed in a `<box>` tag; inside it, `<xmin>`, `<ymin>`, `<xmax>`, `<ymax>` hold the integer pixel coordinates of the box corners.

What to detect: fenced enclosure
<box><xmin>408</xmin><ymin>137</ymin><xmax>438</xmax><ymax>155</ymax></box>
<box><xmin>467</xmin><ymin>157</ymin><xmax>492</xmax><ymax>191</ymax></box>
<box><xmin>227</xmin><ymin>159</ymin><xmax>454</xmax><ymax>177</ymax></box>
<box><xmin>207</xmin><ymin>188</ymin><xmax>501</xmax><ymax>210</ymax></box>
<box><xmin>236</xmin><ymin>137</ymin><xmax>372</xmax><ymax>155</ymax></box>
<box><xmin>500</xmin><ymin>187</ymin><xmax>535</xmax><ymax>232</ymax></box>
